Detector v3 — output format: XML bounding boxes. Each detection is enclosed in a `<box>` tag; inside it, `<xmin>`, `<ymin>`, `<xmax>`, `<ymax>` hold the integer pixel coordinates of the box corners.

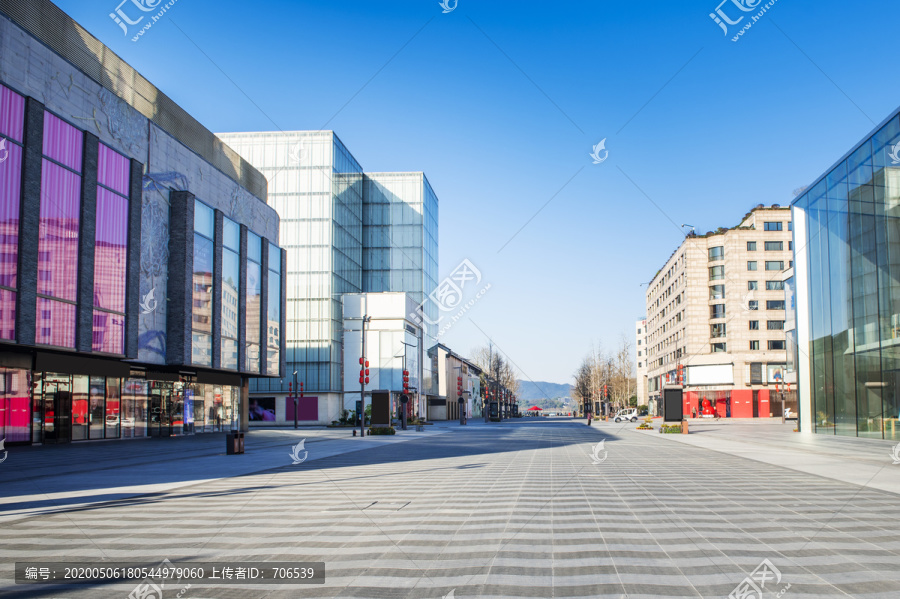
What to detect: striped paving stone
<box><xmin>1</xmin><ymin>419</ymin><xmax>899</xmax><ymax>598</ymax></box>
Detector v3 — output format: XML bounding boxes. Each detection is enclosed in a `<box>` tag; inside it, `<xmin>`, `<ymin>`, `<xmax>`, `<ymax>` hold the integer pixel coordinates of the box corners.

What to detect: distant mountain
<box><xmin>517</xmin><ymin>380</ymin><xmax>573</xmax><ymax>402</ymax></box>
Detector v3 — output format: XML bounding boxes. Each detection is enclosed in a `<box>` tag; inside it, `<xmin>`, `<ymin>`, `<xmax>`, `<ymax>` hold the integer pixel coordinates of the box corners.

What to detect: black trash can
<box><xmin>226</xmin><ymin>431</ymin><xmax>245</xmax><ymax>455</ymax></box>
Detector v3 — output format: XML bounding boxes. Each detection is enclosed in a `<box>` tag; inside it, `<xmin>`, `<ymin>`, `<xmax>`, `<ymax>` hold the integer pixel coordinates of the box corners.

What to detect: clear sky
<box><xmin>54</xmin><ymin>0</ymin><xmax>900</xmax><ymax>385</ymax></box>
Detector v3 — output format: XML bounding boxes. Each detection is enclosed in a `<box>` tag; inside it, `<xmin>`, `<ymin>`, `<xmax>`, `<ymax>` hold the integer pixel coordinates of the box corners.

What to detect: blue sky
<box><xmin>55</xmin><ymin>0</ymin><xmax>900</xmax><ymax>384</ymax></box>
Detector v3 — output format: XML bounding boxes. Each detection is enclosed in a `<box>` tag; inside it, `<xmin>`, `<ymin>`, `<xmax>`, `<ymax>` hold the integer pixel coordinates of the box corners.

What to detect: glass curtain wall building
<box><xmin>363</xmin><ymin>173</ymin><xmax>439</xmax><ymax>399</ymax></box>
<box><xmin>216</xmin><ymin>132</ymin><xmax>364</xmax><ymax>412</ymax></box>
<box><xmin>217</xmin><ymin>134</ymin><xmax>441</xmax><ymax>423</ymax></box>
<box><xmin>793</xmin><ymin>108</ymin><xmax>900</xmax><ymax>440</ymax></box>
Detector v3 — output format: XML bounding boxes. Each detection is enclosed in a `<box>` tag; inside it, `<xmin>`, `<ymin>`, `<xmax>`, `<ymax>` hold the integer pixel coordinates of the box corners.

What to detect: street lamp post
<box><xmin>292</xmin><ymin>370</ymin><xmax>298</xmax><ymax>429</ymax></box>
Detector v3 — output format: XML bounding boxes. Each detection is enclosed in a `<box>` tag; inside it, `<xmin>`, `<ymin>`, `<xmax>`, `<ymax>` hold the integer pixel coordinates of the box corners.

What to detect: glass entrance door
<box><xmin>149</xmin><ymin>383</ymin><xmax>173</xmax><ymax>437</ymax></box>
<box><xmin>43</xmin><ymin>378</ymin><xmax>72</xmax><ymax>443</ymax></box>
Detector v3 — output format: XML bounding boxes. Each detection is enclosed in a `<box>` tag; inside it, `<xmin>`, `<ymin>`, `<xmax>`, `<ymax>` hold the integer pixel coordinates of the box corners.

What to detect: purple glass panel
<box><xmin>92</xmin><ymin>309</ymin><xmax>125</xmax><ymax>354</ymax></box>
<box><xmin>0</xmin><ymin>289</ymin><xmax>15</xmax><ymax>341</ymax></box>
<box><xmin>0</xmin><ymin>142</ymin><xmax>22</xmax><ymax>288</ymax></box>
<box><xmin>97</xmin><ymin>144</ymin><xmax>130</xmax><ymax>196</ymax></box>
<box><xmin>39</xmin><ymin>160</ymin><xmax>81</xmax><ymax>301</ymax></box>
<box><xmin>94</xmin><ymin>189</ymin><xmax>128</xmax><ymax>313</ymax></box>
<box><xmin>36</xmin><ymin>298</ymin><xmax>76</xmax><ymax>348</ymax></box>
<box><xmin>0</xmin><ymin>85</ymin><xmax>25</xmax><ymax>142</ymax></box>
<box><xmin>42</xmin><ymin>112</ymin><xmax>82</xmax><ymax>172</ymax></box>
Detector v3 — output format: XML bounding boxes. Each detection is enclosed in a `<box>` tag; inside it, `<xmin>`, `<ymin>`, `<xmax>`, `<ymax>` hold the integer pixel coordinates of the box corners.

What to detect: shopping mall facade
<box><xmin>0</xmin><ymin>0</ymin><xmax>285</xmax><ymax>445</ymax></box>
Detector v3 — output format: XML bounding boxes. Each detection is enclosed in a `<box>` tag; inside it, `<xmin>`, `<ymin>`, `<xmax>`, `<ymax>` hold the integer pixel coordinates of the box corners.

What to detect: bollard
<box><xmin>682</xmin><ymin>419</ymin><xmax>689</xmax><ymax>434</ymax></box>
<box><xmin>352</xmin><ymin>429</ymin><xmax>357</xmax><ymax>437</ymax></box>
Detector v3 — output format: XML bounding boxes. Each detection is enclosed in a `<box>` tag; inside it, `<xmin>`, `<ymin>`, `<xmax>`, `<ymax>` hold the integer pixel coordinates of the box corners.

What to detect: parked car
<box><xmin>614</xmin><ymin>408</ymin><xmax>639</xmax><ymax>423</ymax></box>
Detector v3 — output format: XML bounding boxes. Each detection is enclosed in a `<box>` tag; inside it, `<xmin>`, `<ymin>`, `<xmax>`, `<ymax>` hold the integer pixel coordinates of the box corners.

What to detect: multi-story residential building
<box><xmin>792</xmin><ymin>105</ymin><xmax>900</xmax><ymax>440</ymax></box>
<box><xmin>635</xmin><ymin>318</ymin><xmax>649</xmax><ymax>410</ymax></box>
<box><xmin>0</xmin><ymin>0</ymin><xmax>285</xmax><ymax>445</ymax></box>
<box><xmin>215</xmin><ymin>133</ymin><xmax>439</xmax><ymax>424</ymax></box>
<box><xmin>645</xmin><ymin>206</ymin><xmax>793</xmax><ymax>418</ymax></box>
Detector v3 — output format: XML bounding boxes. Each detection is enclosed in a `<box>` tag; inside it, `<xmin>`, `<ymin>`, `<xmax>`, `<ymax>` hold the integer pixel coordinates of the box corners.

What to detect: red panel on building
<box><xmin>732</xmin><ymin>389</ymin><xmax>753</xmax><ymax>418</ymax></box>
<box><xmin>759</xmin><ymin>390</ymin><xmax>771</xmax><ymax>418</ymax></box>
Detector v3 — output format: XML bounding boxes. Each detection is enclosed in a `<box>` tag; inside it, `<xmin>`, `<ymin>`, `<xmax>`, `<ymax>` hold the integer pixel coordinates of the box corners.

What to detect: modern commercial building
<box><xmin>635</xmin><ymin>318</ymin><xmax>648</xmax><ymax>409</ymax></box>
<box><xmin>341</xmin><ymin>292</ymin><xmax>422</xmax><ymax>423</ymax></box>
<box><xmin>0</xmin><ymin>0</ymin><xmax>285</xmax><ymax>445</ymax></box>
<box><xmin>645</xmin><ymin>207</ymin><xmax>793</xmax><ymax>418</ymax></box>
<box><xmin>215</xmin><ymin>132</ymin><xmax>439</xmax><ymax>424</ymax></box>
<box><xmin>791</xmin><ymin>106</ymin><xmax>900</xmax><ymax>440</ymax></box>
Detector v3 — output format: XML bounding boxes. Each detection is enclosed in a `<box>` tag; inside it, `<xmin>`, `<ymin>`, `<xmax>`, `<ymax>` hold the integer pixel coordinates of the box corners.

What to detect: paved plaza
<box><xmin>2</xmin><ymin>418</ymin><xmax>900</xmax><ymax>598</ymax></box>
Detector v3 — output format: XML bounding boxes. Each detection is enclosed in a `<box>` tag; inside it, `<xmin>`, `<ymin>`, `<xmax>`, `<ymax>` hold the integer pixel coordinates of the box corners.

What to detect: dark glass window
<box><xmin>765</xmin><ymin>241</ymin><xmax>783</xmax><ymax>251</ymax></box>
<box><xmin>748</xmin><ymin>280</ymin><xmax>758</xmax><ymax>290</ymax></box>
<box><xmin>768</xmin><ymin>320</ymin><xmax>785</xmax><ymax>330</ymax></box>
<box><xmin>767</xmin><ymin>300</ymin><xmax>785</xmax><ymax>310</ymax></box>
<box><xmin>765</xmin><ymin>261</ymin><xmax>785</xmax><ymax>271</ymax></box>
<box><xmin>766</xmin><ymin>280</ymin><xmax>784</xmax><ymax>291</ymax></box>
<box><xmin>749</xmin><ymin>320</ymin><xmax>759</xmax><ymax>330</ymax></box>
<box><xmin>764</xmin><ymin>222</ymin><xmax>783</xmax><ymax>231</ymax></box>
<box><xmin>710</xmin><ymin>285</ymin><xmax>725</xmax><ymax>299</ymax></box>
<box><xmin>768</xmin><ymin>340</ymin><xmax>786</xmax><ymax>350</ymax></box>
<box><xmin>711</xmin><ymin>343</ymin><xmax>727</xmax><ymax>353</ymax></box>
<box><xmin>711</xmin><ymin>304</ymin><xmax>725</xmax><ymax>319</ymax></box>
<box><xmin>711</xmin><ymin>323</ymin><xmax>726</xmax><ymax>338</ymax></box>
<box><xmin>750</xmin><ymin>340</ymin><xmax>759</xmax><ymax>350</ymax></box>
<box><xmin>709</xmin><ymin>265</ymin><xmax>724</xmax><ymax>280</ymax></box>
<box><xmin>750</xmin><ymin>363</ymin><xmax>763</xmax><ymax>384</ymax></box>
<box><xmin>747</xmin><ymin>261</ymin><xmax>757</xmax><ymax>271</ymax></box>
<box><xmin>748</xmin><ymin>300</ymin><xmax>759</xmax><ymax>311</ymax></box>
<box><xmin>747</xmin><ymin>241</ymin><xmax>757</xmax><ymax>251</ymax></box>
<box><xmin>708</xmin><ymin>246</ymin><xmax>724</xmax><ymax>261</ymax></box>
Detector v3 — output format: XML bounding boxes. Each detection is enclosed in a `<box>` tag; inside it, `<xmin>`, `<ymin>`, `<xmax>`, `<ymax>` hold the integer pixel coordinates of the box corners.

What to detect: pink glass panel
<box><xmin>39</xmin><ymin>160</ymin><xmax>81</xmax><ymax>301</ymax></box>
<box><xmin>36</xmin><ymin>298</ymin><xmax>76</xmax><ymax>348</ymax></box>
<box><xmin>0</xmin><ymin>289</ymin><xmax>15</xmax><ymax>341</ymax></box>
<box><xmin>97</xmin><ymin>144</ymin><xmax>130</xmax><ymax>196</ymax></box>
<box><xmin>42</xmin><ymin>112</ymin><xmax>82</xmax><ymax>172</ymax></box>
<box><xmin>92</xmin><ymin>309</ymin><xmax>124</xmax><ymax>354</ymax></box>
<box><xmin>0</xmin><ymin>142</ymin><xmax>22</xmax><ymax>288</ymax></box>
<box><xmin>0</xmin><ymin>85</ymin><xmax>25</xmax><ymax>142</ymax></box>
<box><xmin>94</xmin><ymin>189</ymin><xmax>128</xmax><ymax>313</ymax></box>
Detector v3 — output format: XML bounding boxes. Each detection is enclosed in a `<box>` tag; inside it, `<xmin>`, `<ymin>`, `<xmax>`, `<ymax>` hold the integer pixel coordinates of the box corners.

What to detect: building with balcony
<box><xmin>645</xmin><ymin>207</ymin><xmax>793</xmax><ymax>418</ymax></box>
<box><xmin>0</xmin><ymin>0</ymin><xmax>285</xmax><ymax>445</ymax></box>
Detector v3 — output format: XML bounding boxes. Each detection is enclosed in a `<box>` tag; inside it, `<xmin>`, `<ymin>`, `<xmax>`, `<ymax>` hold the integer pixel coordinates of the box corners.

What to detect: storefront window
<box><xmin>106</xmin><ymin>378</ymin><xmax>120</xmax><ymax>439</ymax></box>
<box><xmin>71</xmin><ymin>375</ymin><xmax>88</xmax><ymax>441</ymax></box>
<box><xmin>89</xmin><ymin>377</ymin><xmax>105</xmax><ymax>439</ymax></box>
<box><xmin>0</xmin><ymin>368</ymin><xmax>31</xmax><ymax>443</ymax></box>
